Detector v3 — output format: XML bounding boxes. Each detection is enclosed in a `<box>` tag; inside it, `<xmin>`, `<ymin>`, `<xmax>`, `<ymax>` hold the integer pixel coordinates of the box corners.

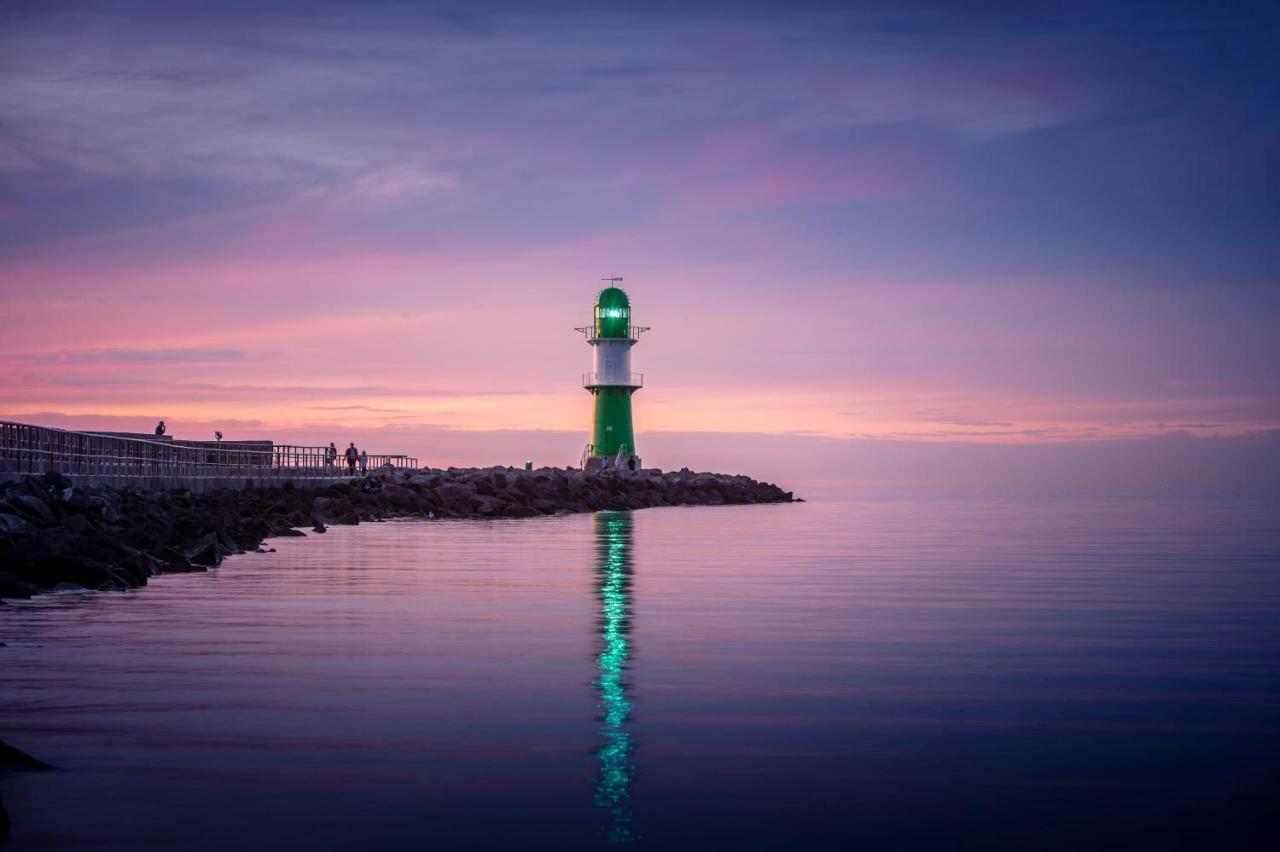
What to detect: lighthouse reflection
<box><xmin>593</xmin><ymin>510</ymin><xmax>636</xmax><ymax>843</ymax></box>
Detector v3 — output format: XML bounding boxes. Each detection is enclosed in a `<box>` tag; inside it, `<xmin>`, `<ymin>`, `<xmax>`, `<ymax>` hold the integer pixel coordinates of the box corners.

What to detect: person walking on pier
<box><xmin>154</xmin><ymin>420</ymin><xmax>166</xmax><ymax>436</ymax></box>
<box><xmin>345</xmin><ymin>442</ymin><xmax>359</xmax><ymax>476</ymax></box>
<box><xmin>325</xmin><ymin>442</ymin><xmax>337</xmax><ymax>470</ymax></box>
<box><xmin>359</xmin><ymin>449</ymin><xmax>368</xmax><ymax>476</ymax></box>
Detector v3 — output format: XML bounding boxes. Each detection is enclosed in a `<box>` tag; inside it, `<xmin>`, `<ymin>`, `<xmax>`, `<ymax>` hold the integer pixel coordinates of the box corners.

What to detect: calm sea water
<box><xmin>2</xmin><ymin>495</ymin><xmax>1278</xmax><ymax>850</ymax></box>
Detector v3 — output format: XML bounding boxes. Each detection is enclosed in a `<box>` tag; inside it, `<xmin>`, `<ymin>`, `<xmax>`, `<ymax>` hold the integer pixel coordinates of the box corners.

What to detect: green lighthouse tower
<box><xmin>578</xmin><ymin>278</ymin><xmax>648</xmax><ymax>471</ymax></box>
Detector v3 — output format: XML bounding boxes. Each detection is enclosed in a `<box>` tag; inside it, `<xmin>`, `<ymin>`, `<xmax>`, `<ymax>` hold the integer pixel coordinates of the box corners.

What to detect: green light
<box><xmin>593</xmin><ymin>511</ymin><xmax>635</xmax><ymax>843</ymax></box>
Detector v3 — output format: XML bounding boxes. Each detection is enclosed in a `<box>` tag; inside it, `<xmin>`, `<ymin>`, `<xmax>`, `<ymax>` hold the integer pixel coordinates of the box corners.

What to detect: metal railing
<box><xmin>614</xmin><ymin>444</ymin><xmax>633</xmax><ymax>468</ymax></box>
<box><xmin>0</xmin><ymin>420</ymin><xmax>418</xmax><ymax>480</ymax></box>
<box><xmin>583</xmin><ymin>372</ymin><xmax>643</xmax><ymax>389</ymax></box>
<box><xmin>579</xmin><ymin>442</ymin><xmax>636</xmax><ymax>471</ymax></box>
<box><xmin>575</xmin><ymin>325</ymin><xmax>650</xmax><ymax>341</ymax></box>
<box><xmin>364</xmin><ymin>454</ymin><xmax>417</xmax><ymax>470</ymax></box>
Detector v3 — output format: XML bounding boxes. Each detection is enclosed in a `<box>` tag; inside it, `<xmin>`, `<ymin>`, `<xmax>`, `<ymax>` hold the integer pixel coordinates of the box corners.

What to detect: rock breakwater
<box><xmin>0</xmin><ymin>467</ymin><xmax>795</xmax><ymax>598</ymax></box>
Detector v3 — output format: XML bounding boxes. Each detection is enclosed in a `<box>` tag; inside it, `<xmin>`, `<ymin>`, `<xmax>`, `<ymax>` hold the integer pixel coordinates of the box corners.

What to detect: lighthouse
<box><xmin>578</xmin><ymin>278</ymin><xmax>648</xmax><ymax>472</ymax></box>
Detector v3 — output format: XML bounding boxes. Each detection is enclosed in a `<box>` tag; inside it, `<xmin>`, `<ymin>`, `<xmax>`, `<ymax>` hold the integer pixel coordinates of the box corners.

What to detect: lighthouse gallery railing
<box><xmin>583</xmin><ymin>372</ymin><xmax>643</xmax><ymax>388</ymax></box>
<box><xmin>575</xmin><ymin>325</ymin><xmax>650</xmax><ymax>340</ymax></box>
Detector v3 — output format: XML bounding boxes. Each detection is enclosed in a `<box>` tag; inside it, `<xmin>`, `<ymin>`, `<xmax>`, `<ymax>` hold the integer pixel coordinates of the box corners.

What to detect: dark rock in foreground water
<box><xmin>0</xmin><ymin>468</ymin><xmax>794</xmax><ymax>595</ymax></box>
<box><xmin>0</xmin><ymin>740</ymin><xmax>54</xmax><ymax>771</ymax></box>
<box><xmin>0</xmin><ymin>739</ymin><xmax>46</xmax><ymax>843</ymax></box>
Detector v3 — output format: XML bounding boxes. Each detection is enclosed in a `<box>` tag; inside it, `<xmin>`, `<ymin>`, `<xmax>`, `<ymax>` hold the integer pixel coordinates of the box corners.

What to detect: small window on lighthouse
<box><xmin>606</xmin><ymin>425</ymin><xmax>613</xmax><ymax>431</ymax></box>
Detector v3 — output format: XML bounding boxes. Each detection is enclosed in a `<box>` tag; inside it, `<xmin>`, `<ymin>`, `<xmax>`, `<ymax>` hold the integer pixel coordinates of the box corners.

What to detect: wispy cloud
<box><xmin>911</xmin><ymin>410</ymin><xmax>1017</xmax><ymax>428</ymax></box>
<box><xmin>307</xmin><ymin>404</ymin><xmax>412</xmax><ymax>413</ymax></box>
<box><xmin>22</xmin><ymin>347</ymin><xmax>249</xmax><ymax>365</ymax></box>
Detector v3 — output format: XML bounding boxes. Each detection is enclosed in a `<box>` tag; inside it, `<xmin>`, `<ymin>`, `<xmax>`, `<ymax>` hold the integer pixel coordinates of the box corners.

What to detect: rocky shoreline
<box><xmin>0</xmin><ymin>467</ymin><xmax>796</xmax><ymax>599</ymax></box>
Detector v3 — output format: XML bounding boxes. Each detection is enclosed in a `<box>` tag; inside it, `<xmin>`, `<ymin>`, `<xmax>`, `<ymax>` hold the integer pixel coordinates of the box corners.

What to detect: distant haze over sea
<box><xmin>5</xmin><ymin>411</ymin><xmax>1278</xmax><ymax>496</ymax></box>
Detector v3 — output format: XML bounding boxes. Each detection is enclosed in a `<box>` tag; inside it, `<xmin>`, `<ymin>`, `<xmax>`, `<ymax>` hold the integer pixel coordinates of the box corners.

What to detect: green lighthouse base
<box><xmin>584</xmin><ymin>386</ymin><xmax>640</xmax><ymax>472</ymax></box>
<box><xmin>591</xmin><ymin>387</ymin><xmax>636</xmax><ymax>457</ymax></box>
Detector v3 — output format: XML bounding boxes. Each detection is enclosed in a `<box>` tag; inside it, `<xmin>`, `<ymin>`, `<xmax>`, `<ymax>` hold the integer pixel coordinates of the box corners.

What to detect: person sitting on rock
<box><xmin>154</xmin><ymin>420</ymin><xmax>166</xmax><ymax>436</ymax></box>
<box><xmin>345</xmin><ymin>443</ymin><xmax>359</xmax><ymax>475</ymax></box>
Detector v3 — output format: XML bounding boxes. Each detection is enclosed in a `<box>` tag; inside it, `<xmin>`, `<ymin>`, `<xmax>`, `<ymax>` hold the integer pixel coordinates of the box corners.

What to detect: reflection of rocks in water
<box><xmin>593</xmin><ymin>511</ymin><xmax>635</xmax><ymax>843</ymax></box>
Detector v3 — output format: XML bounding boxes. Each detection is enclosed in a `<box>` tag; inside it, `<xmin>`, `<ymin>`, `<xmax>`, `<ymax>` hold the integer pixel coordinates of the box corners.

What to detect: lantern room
<box><xmin>594</xmin><ymin>287</ymin><xmax>632</xmax><ymax>339</ymax></box>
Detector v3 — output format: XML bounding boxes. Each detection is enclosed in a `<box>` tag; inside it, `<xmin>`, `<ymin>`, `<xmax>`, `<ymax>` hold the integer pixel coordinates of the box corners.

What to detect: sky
<box><xmin>1</xmin><ymin>1</ymin><xmax>1277</xmax><ymax>489</ymax></box>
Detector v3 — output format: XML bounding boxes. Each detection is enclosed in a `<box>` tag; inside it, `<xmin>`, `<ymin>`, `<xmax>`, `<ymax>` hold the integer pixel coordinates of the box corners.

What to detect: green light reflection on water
<box><xmin>593</xmin><ymin>510</ymin><xmax>635</xmax><ymax>843</ymax></box>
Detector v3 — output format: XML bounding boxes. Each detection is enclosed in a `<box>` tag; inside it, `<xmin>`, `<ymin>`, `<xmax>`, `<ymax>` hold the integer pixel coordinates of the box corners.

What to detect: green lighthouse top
<box><xmin>597</xmin><ymin>287</ymin><xmax>629</xmax><ymax>309</ymax></box>
<box><xmin>594</xmin><ymin>286</ymin><xmax>632</xmax><ymax>338</ymax></box>
<box><xmin>575</xmin><ymin>276</ymin><xmax>648</xmax><ymax>340</ymax></box>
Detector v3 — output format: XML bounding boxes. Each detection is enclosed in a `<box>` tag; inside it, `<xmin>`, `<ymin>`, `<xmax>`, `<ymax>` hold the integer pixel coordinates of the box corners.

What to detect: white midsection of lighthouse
<box><xmin>592</xmin><ymin>339</ymin><xmax>634</xmax><ymax>385</ymax></box>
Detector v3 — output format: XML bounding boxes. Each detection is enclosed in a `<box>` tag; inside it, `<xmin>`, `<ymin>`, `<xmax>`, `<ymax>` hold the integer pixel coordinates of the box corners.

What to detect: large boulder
<box><xmin>10</xmin><ymin>494</ymin><xmax>54</xmax><ymax>524</ymax></box>
<box><xmin>0</xmin><ymin>571</ymin><xmax>36</xmax><ymax>599</ymax></box>
<box><xmin>112</xmin><ymin>554</ymin><xmax>152</xmax><ymax>586</ymax></box>
<box><xmin>502</xmin><ymin>502</ymin><xmax>539</xmax><ymax>518</ymax></box>
<box><xmin>45</xmin><ymin>555</ymin><xmax>127</xmax><ymax>590</ymax></box>
<box><xmin>217</xmin><ymin>528</ymin><xmax>243</xmax><ymax>555</ymax></box>
<box><xmin>433</xmin><ymin>481</ymin><xmax>475</xmax><ymax>508</ymax></box>
<box><xmin>155</xmin><ymin>545</ymin><xmax>193</xmax><ymax>571</ymax></box>
<box><xmin>120</xmin><ymin>546</ymin><xmax>163</xmax><ymax>578</ymax></box>
<box><xmin>379</xmin><ymin>483</ymin><xmax>421</xmax><ymax>510</ymax></box>
<box><xmin>0</xmin><ymin>512</ymin><xmax>33</xmax><ymax>535</ymax></box>
<box><xmin>530</xmin><ymin>498</ymin><xmax>562</xmax><ymax>515</ymax></box>
<box><xmin>40</xmin><ymin>470</ymin><xmax>72</xmax><ymax>492</ymax></box>
<box><xmin>62</xmin><ymin>513</ymin><xmax>94</xmax><ymax>536</ymax></box>
<box><xmin>469</xmin><ymin>494</ymin><xmax>505</xmax><ymax>516</ymax></box>
<box><xmin>270</xmin><ymin>518</ymin><xmax>307</xmax><ymax>536</ymax></box>
<box><xmin>90</xmin><ymin>495</ymin><xmax>126</xmax><ymax>524</ymax></box>
<box><xmin>311</xmin><ymin>496</ymin><xmax>336</xmax><ymax>519</ymax></box>
<box><xmin>184</xmin><ymin>532</ymin><xmax>223</xmax><ymax>567</ymax></box>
